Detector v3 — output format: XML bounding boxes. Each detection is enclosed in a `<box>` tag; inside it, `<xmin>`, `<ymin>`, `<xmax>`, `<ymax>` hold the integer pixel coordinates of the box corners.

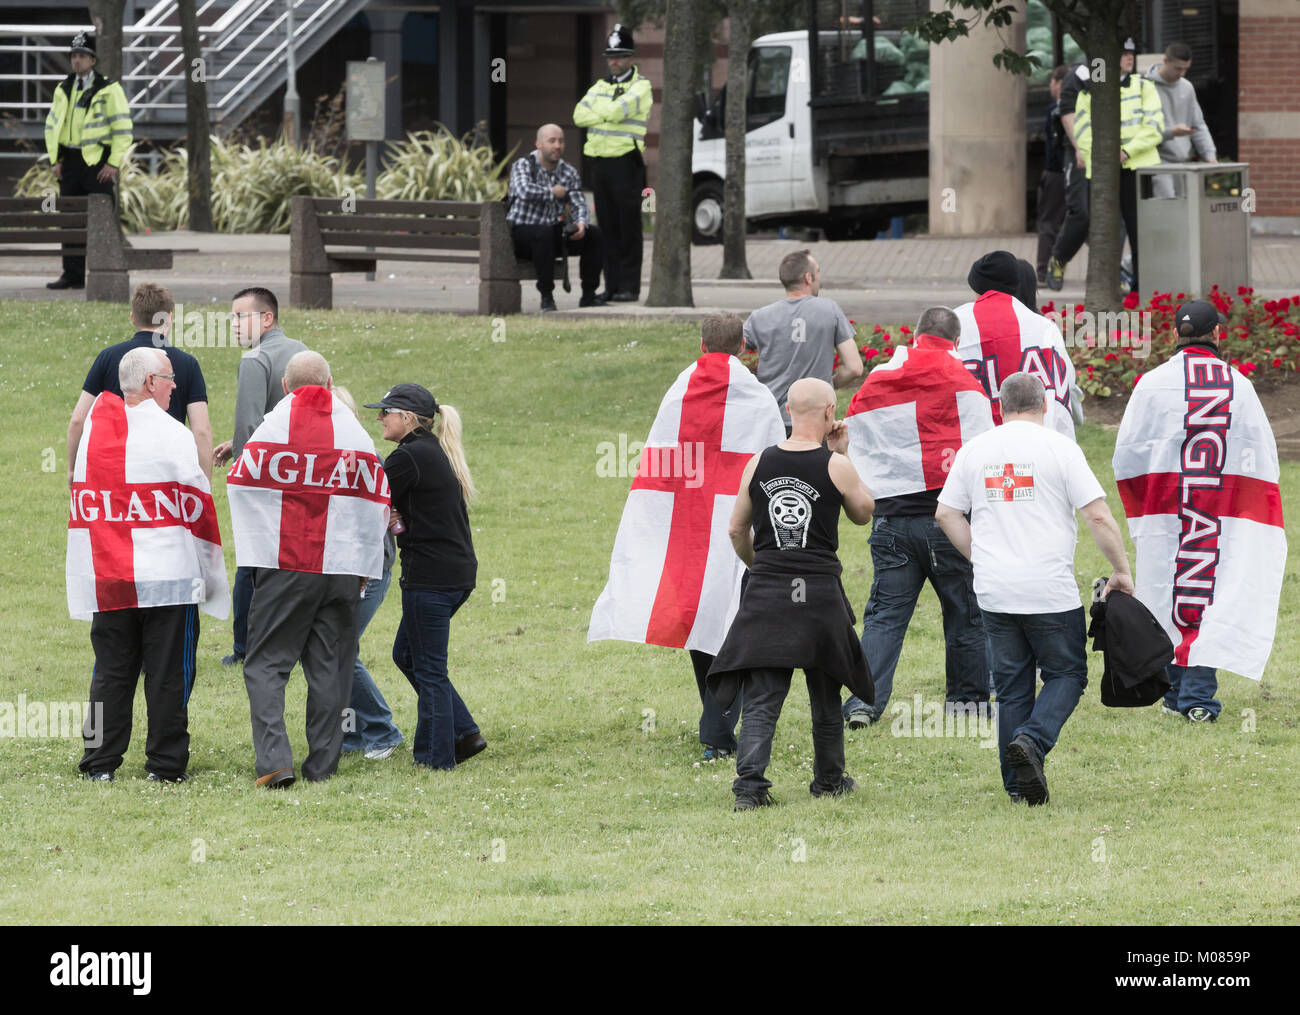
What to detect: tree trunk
<box><xmin>1081</xmin><ymin>37</ymin><xmax>1122</xmax><ymax>313</ymax></box>
<box><xmin>87</xmin><ymin>0</ymin><xmax>126</xmax><ymax>83</ymax></box>
<box><xmin>719</xmin><ymin>4</ymin><xmax>752</xmax><ymax>279</ymax></box>
<box><xmin>646</xmin><ymin>0</ymin><xmax>696</xmax><ymax>307</ymax></box>
<box><xmin>178</xmin><ymin>0</ymin><xmax>214</xmax><ymax>232</ymax></box>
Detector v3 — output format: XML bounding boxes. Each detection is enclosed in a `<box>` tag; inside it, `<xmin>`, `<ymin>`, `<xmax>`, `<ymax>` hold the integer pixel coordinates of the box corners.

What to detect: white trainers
<box><xmin>363</xmin><ymin>745</ymin><xmax>397</xmax><ymax>761</ymax></box>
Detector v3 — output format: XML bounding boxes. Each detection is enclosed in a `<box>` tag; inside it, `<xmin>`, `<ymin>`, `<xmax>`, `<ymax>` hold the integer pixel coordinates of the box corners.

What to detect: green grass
<box><xmin>1</xmin><ymin>303</ymin><xmax>1297</xmax><ymax>925</ymax></box>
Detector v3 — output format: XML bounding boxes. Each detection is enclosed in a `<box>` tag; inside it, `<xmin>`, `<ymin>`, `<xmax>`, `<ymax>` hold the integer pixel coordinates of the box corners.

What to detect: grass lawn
<box><xmin>1</xmin><ymin>303</ymin><xmax>1296</xmax><ymax>925</ymax></box>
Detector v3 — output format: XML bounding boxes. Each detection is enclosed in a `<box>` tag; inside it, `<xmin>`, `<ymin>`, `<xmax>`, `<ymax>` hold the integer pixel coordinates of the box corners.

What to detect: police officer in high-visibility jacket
<box><xmin>1072</xmin><ymin>37</ymin><xmax>1163</xmax><ymax>296</ymax></box>
<box><xmin>573</xmin><ymin>24</ymin><xmax>652</xmax><ymax>303</ymax></box>
<box><xmin>44</xmin><ymin>32</ymin><xmax>133</xmax><ymax>290</ymax></box>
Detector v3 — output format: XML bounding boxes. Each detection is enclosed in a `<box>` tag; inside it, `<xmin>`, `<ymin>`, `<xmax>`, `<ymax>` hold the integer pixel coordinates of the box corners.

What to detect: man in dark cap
<box><xmin>43</xmin><ymin>31</ymin><xmax>132</xmax><ymax>290</ymax></box>
<box><xmin>955</xmin><ymin>251</ymin><xmax>1078</xmax><ymax>437</ymax></box>
<box><xmin>1113</xmin><ymin>301</ymin><xmax>1286</xmax><ymax>721</ymax></box>
<box><xmin>573</xmin><ymin>23</ymin><xmax>653</xmax><ymax>303</ymax></box>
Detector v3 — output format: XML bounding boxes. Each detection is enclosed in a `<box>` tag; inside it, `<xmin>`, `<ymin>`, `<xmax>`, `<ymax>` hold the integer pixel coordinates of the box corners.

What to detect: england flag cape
<box><xmin>588</xmin><ymin>353</ymin><xmax>786</xmax><ymax>654</ymax></box>
<box><xmin>845</xmin><ymin>335</ymin><xmax>994</xmax><ymax>498</ymax></box>
<box><xmin>955</xmin><ymin>290</ymin><xmax>1077</xmax><ymax>438</ymax></box>
<box><xmin>227</xmin><ymin>385</ymin><xmax>389</xmax><ymax>579</ymax></box>
<box><xmin>67</xmin><ymin>393</ymin><xmax>230</xmax><ymax>621</ymax></box>
<box><xmin>1112</xmin><ymin>347</ymin><xmax>1285</xmax><ymax>679</ymax></box>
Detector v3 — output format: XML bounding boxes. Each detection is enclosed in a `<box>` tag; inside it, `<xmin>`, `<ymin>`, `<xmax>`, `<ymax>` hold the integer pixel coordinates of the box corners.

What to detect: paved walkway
<box><xmin>3</xmin><ymin>231</ymin><xmax>1298</xmax><ymax>323</ymax></box>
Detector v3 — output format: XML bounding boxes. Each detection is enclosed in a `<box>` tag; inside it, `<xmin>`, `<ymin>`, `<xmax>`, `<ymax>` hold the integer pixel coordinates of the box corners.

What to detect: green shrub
<box><xmin>375</xmin><ymin>128</ymin><xmax>511</xmax><ymax>203</ymax></box>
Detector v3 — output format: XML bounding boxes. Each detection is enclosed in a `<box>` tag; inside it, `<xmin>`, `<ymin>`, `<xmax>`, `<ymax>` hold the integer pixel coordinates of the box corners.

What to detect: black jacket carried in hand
<box><xmin>1087</xmin><ymin>590</ymin><xmax>1174</xmax><ymax>707</ymax></box>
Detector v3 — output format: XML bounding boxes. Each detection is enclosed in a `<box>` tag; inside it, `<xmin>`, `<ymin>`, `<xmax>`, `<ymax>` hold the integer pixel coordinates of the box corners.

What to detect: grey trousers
<box><xmin>243</xmin><ymin>568</ymin><xmax>361</xmax><ymax>782</ymax></box>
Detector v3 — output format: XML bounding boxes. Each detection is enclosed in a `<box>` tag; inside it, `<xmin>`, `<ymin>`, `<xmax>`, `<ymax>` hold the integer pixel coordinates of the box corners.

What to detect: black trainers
<box><xmin>810</xmin><ymin>775</ymin><xmax>857</xmax><ymax>798</ymax></box>
<box><xmin>47</xmin><ymin>275</ymin><xmax>83</xmax><ymax>290</ymax></box>
<box><xmin>221</xmin><ymin>653</ymin><xmax>244</xmax><ymax>667</ymax></box>
<box><xmin>1046</xmin><ymin>256</ymin><xmax>1065</xmax><ymax>291</ymax></box>
<box><xmin>702</xmin><ymin>745</ymin><xmax>733</xmax><ymax>762</ymax></box>
<box><xmin>1186</xmin><ymin>706</ymin><xmax>1217</xmax><ymax>723</ymax></box>
<box><xmin>1006</xmin><ymin>733</ymin><xmax>1049</xmax><ymax>805</ymax></box>
<box><xmin>733</xmin><ymin>791</ymin><xmax>775</xmax><ymax>811</ymax></box>
<box><xmin>579</xmin><ymin>292</ymin><xmax>608</xmax><ymax>307</ymax></box>
<box><xmin>846</xmin><ymin>708</ymin><xmax>874</xmax><ymax>730</ymax></box>
<box><xmin>147</xmin><ymin>771</ymin><xmax>189</xmax><ymax>783</ymax></box>
<box><xmin>539</xmin><ymin>294</ymin><xmax>557</xmax><ymax>313</ymax></box>
<box><xmin>82</xmin><ymin>770</ymin><xmax>114</xmax><ymax>782</ymax></box>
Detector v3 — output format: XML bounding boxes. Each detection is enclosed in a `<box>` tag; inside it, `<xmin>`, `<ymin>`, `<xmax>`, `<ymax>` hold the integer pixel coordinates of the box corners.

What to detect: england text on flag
<box><xmin>67</xmin><ymin>393</ymin><xmax>229</xmax><ymax>621</ymax></box>
<box><xmin>589</xmin><ymin>353</ymin><xmax>786</xmax><ymax>654</ymax></box>
<box><xmin>227</xmin><ymin>385</ymin><xmax>389</xmax><ymax>579</ymax></box>
<box><xmin>1113</xmin><ymin>349</ymin><xmax>1285</xmax><ymax>679</ymax></box>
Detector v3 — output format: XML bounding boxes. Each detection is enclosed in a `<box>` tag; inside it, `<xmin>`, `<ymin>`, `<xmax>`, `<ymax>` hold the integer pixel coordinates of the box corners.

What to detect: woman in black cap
<box><xmin>364</xmin><ymin>383</ymin><xmax>485</xmax><ymax>769</ymax></box>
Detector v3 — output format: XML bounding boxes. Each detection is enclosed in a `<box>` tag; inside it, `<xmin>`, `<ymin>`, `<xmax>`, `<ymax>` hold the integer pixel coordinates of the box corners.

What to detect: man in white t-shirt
<box><xmin>936</xmin><ymin>372</ymin><xmax>1132</xmax><ymax>805</ymax></box>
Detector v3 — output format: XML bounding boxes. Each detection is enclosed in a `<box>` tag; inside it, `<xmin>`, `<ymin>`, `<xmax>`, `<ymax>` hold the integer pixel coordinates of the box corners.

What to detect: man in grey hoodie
<box><xmin>1145</xmin><ymin>43</ymin><xmax>1216</xmax><ymax>198</ymax></box>
<box><xmin>213</xmin><ymin>287</ymin><xmax>308</xmax><ymax>667</ymax></box>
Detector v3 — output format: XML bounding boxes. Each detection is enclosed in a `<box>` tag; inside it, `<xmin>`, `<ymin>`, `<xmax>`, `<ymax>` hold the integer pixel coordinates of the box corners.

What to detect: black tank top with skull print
<box><xmin>749</xmin><ymin>444</ymin><xmax>843</xmax><ymax>577</ymax></box>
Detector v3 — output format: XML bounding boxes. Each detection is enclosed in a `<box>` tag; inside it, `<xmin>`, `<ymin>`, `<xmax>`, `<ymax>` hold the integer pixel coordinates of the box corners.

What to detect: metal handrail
<box><xmin>0</xmin><ymin>0</ymin><xmax>354</xmax><ymax>128</ymax></box>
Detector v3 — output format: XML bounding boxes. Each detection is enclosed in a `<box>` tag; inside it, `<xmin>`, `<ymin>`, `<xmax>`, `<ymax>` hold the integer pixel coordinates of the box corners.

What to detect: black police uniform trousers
<box><xmin>1051</xmin><ymin>151</ymin><xmax>1090</xmax><ymax>267</ymax></box>
<box><xmin>58</xmin><ymin>144</ymin><xmax>116</xmax><ymax>283</ymax></box>
<box><xmin>80</xmin><ymin>603</ymin><xmax>198</xmax><ymax>779</ymax></box>
<box><xmin>511</xmin><ymin>221</ymin><xmax>604</xmax><ymax>297</ymax></box>
<box><xmin>1035</xmin><ymin>169</ymin><xmax>1066</xmax><ymax>276</ymax></box>
<box><xmin>590</xmin><ymin>150</ymin><xmax>645</xmax><ymax>297</ymax></box>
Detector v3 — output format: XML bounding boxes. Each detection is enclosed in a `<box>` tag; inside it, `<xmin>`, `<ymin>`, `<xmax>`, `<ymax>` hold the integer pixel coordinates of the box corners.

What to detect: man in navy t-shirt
<box><xmin>66</xmin><ymin>282</ymin><xmax>211</xmax><ymax>490</ymax></box>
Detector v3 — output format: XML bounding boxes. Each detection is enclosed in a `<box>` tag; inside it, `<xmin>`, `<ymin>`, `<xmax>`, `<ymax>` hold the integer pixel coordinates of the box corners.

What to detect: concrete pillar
<box><xmin>368</xmin><ymin>11</ymin><xmax>404</xmax><ymax>139</ymax></box>
<box><xmin>927</xmin><ymin>0</ymin><xmax>1026</xmax><ymax>234</ymax></box>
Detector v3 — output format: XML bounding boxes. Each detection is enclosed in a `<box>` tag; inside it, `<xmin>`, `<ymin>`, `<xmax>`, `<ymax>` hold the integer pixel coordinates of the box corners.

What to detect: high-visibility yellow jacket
<box><xmin>44</xmin><ymin>71</ymin><xmax>133</xmax><ymax>168</ymax></box>
<box><xmin>573</xmin><ymin>68</ymin><xmax>653</xmax><ymax>158</ymax></box>
<box><xmin>1073</xmin><ymin>74</ymin><xmax>1163</xmax><ymax>178</ymax></box>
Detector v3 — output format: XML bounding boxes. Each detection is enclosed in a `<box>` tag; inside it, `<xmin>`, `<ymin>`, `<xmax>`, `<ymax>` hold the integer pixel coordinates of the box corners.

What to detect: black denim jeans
<box><xmin>734</xmin><ymin>667</ymin><xmax>844</xmax><ymax>798</ymax></box>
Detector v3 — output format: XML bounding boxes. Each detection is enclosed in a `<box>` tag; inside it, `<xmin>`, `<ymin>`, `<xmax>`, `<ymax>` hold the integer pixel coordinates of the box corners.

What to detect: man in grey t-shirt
<box><xmin>212</xmin><ymin>286</ymin><xmax>308</xmax><ymax>667</ymax></box>
<box><xmin>743</xmin><ymin>249</ymin><xmax>863</xmax><ymax>432</ymax></box>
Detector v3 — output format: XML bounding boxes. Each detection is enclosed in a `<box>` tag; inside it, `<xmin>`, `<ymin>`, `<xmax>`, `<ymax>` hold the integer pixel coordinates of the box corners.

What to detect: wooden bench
<box><xmin>289</xmin><ymin>196</ymin><xmax>558</xmax><ymax>315</ymax></box>
<box><xmin>0</xmin><ymin>194</ymin><xmax>172</xmax><ymax>303</ymax></box>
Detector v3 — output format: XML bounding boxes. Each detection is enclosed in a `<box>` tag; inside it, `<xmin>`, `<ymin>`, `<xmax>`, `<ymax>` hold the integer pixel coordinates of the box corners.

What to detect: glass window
<box><xmin>747</xmin><ymin>46</ymin><xmax>790</xmax><ymax>131</ymax></box>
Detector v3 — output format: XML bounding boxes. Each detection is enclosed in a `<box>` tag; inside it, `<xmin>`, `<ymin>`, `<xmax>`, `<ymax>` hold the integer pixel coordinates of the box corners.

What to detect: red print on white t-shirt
<box><xmin>983</xmin><ymin>463</ymin><xmax>1035</xmax><ymax>502</ymax></box>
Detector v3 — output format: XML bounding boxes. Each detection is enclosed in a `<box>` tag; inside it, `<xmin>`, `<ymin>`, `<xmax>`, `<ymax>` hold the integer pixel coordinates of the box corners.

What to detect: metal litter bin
<box><xmin>1136</xmin><ymin>162</ymin><xmax>1250</xmax><ymax>296</ymax></box>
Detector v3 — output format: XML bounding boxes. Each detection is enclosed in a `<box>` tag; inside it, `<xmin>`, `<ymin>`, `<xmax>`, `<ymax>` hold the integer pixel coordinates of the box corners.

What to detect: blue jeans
<box><xmin>983</xmin><ymin>607</ymin><xmax>1087</xmax><ymax>795</ymax></box>
<box><xmin>392</xmin><ymin>586</ymin><xmax>478</xmax><ymax>769</ymax></box>
<box><xmin>843</xmin><ymin>514</ymin><xmax>989</xmax><ymax>721</ymax></box>
<box><xmin>342</xmin><ymin>568</ymin><xmax>404</xmax><ymax>754</ymax></box>
<box><xmin>1164</xmin><ymin>664</ymin><xmax>1220</xmax><ymax>717</ymax></box>
<box><xmin>231</xmin><ymin>565</ymin><xmax>254</xmax><ymax>657</ymax></box>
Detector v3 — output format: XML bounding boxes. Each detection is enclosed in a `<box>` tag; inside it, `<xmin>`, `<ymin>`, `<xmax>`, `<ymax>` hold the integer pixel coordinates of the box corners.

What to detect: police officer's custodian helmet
<box><xmin>604</xmin><ymin>24</ymin><xmax>635</xmax><ymax>56</ymax></box>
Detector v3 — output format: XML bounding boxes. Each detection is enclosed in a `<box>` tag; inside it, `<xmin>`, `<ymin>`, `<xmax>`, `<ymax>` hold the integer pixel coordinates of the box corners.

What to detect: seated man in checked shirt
<box><xmin>507</xmin><ymin>122</ymin><xmax>606</xmax><ymax>313</ymax></box>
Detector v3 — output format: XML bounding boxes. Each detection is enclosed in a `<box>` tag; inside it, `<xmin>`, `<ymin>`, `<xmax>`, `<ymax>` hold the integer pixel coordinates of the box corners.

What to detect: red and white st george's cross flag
<box><xmin>955</xmin><ymin>290</ymin><xmax>1077</xmax><ymax>438</ymax></box>
<box><xmin>227</xmin><ymin>385</ymin><xmax>389</xmax><ymax>579</ymax></box>
<box><xmin>1113</xmin><ymin>348</ymin><xmax>1285</xmax><ymax>679</ymax></box>
<box><xmin>588</xmin><ymin>353</ymin><xmax>786</xmax><ymax>655</ymax></box>
<box><xmin>844</xmin><ymin>333</ymin><xmax>993</xmax><ymax>498</ymax></box>
<box><xmin>67</xmin><ymin>393</ymin><xmax>230</xmax><ymax>621</ymax></box>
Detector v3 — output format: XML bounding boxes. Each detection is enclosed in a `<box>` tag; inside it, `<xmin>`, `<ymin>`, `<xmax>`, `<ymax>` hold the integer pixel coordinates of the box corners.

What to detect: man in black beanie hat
<box><xmin>954</xmin><ymin>250</ymin><xmax>1078</xmax><ymax>437</ymax></box>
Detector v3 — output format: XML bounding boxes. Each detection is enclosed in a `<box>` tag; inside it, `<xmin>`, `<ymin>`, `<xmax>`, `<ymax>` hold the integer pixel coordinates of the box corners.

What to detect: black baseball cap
<box><xmin>364</xmin><ymin>383</ymin><xmax>439</xmax><ymax>416</ymax></box>
<box><xmin>1175</xmin><ymin>300</ymin><xmax>1228</xmax><ymax>338</ymax></box>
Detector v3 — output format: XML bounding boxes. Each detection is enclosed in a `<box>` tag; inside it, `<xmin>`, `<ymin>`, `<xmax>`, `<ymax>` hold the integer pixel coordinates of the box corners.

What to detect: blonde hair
<box><xmin>331</xmin><ymin>384</ymin><xmax>359</xmax><ymax>418</ymax></box>
<box><xmin>415</xmin><ymin>405</ymin><xmax>476</xmax><ymax>503</ymax></box>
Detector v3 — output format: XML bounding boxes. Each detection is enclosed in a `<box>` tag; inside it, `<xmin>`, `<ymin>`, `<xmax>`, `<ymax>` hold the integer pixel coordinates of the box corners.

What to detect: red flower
<box><xmin>899</xmin><ymin>325</ymin><xmax>911</xmax><ymax>334</ymax></box>
<box><xmin>873</xmin><ymin>325</ymin><xmax>883</xmax><ymax>333</ymax></box>
<box><xmin>1273</xmin><ymin>358</ymin><xmax>1283</xmax><ymax>368</ymax></box>
<box><xmin>863</xmin><ymin>348</ymin><xmax>879</xmax><ymax>360</ymax></box>
<box><xmin>1241</xmin><ymin>361</ymin><xmax>1257</xmax><ymax>375</ymax></box>
<box><xmin>1132</xmin><ymin>373</ymin><xmax>1143</xmax><ymax>387</ymax></box>
<box><xmin>1104</xmin><ymin>353</ymin><xmax>1118</xmax><ymax>362</ymax></box>
<box><xmin>1086</xmin><ymin>365</ymin><xmax>1094</xmax><ymax>377</ymax></box>
<box><xmin>1123</xmin><ymin>292</ymin><xmax>1140</xmax><ymax>310</ymax></box>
